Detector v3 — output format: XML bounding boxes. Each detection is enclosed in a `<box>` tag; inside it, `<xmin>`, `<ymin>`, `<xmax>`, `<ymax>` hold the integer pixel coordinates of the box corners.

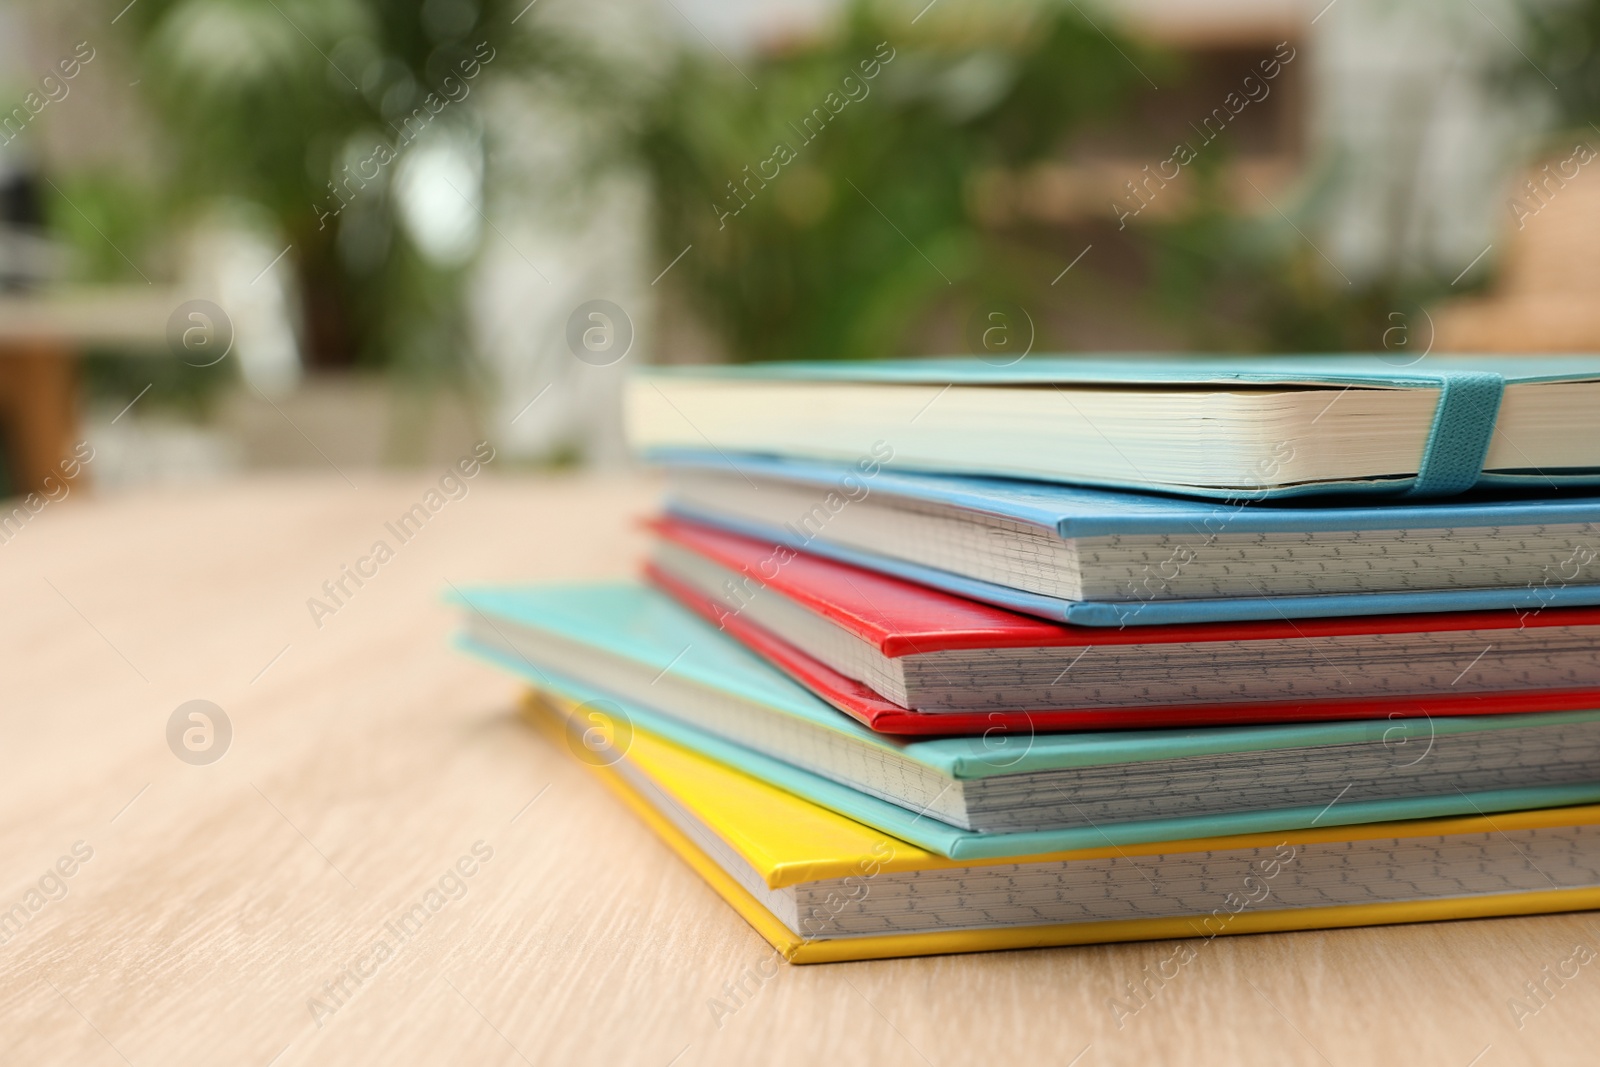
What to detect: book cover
<box><xmin>659</xmin><ymin>451</ymin><xmax>1600</xmax><ymax>626</ymax></box>
<box><xmin>525</xmin><ymin>689</ymin><xmax>1600</xmax><ymax>964</ymax></box>
<box><xmin>649</xmin><ymin>515</ymin><xmax>1600</xmax><ymax>733</ymax></box>
<box><xmin>452</xmin><ymin>582</ymin><xmax>1600</xmax><ymax>858</ymax></box>
<box><xmin>631</xmin><ymin>355</ymin><xmax>1600</xmax><ymax>499</ymax></box>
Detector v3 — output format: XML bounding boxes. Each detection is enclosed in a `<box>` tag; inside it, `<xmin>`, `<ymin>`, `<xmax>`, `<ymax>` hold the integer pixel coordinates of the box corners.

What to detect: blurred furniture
<box><xmin>2</xmin><ymin>472</ymin><xmax>1594</xmax><ymax>1065</ymax></box>
<box><xmin>1433</xmin><ymin>155</ymin><xmax>1600</xmax><ymax>351</ymax></box>
<box><xmin>0</xmin><ymin>287</ymin><xmax>175</xmax><ymax>493</ymax></box>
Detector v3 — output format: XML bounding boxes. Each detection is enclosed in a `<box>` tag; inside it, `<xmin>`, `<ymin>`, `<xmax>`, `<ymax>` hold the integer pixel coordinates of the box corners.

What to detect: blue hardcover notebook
<box><xmin>452</xmin><ymin>581</ymin><xmax>1600</xmax><ymax>859</ymax></box>
<box><xmin>625</xmin><ymin>355</ymin><xmax>1600</xmax><ymax>500</ymax></box>
<box><xmin>658</xmin><ymin>451</ymin><xmax>1600</xmax><ymax>626</ymax></box>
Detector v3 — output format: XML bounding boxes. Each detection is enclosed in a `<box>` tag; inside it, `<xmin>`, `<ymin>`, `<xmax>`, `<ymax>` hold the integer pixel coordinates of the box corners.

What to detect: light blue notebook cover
<box><xmin>640</xmin><ymin>355</ymin><xmax>1600</xmax><ymax>500</ymax></box>
<box><xmin>453</xmin><ymin>582</ymin><xmax>1600</xmax><ymax>860</ymax></box>
<box><xmin>658</xmin><ymin>451</ymin><xmax>1600</xmax><ymax>626</ymax></box>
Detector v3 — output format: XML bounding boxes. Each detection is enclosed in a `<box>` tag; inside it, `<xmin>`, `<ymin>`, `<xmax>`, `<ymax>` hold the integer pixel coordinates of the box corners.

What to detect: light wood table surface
<box><xmin>3</xmin><ymin>471</ymin><xmax>1597</xmax><ymax>1066</ymax></box>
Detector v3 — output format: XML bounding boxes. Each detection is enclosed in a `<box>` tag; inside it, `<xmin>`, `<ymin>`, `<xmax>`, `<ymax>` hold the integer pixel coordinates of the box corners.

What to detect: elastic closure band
<box><xmin>1403</xmin><ymin>371</ymin><xmax>1504</xmax><ymax>497</ymax></box>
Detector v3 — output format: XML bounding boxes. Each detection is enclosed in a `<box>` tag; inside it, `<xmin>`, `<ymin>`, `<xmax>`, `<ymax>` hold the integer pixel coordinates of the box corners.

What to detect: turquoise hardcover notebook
<box><xmin>452</xmin><ymin>581</ymin><xmax>1600</xmax><ymax>859</ymax></box>
<box><xmin>658</xmin><ymin>451</ymin><xmax>1600</xmax><ymax>626</ymax></box>
<box><xmin>625</xmin><ymin>355</ymin><xmax>1600</xmax><ymax>500</ymax></box>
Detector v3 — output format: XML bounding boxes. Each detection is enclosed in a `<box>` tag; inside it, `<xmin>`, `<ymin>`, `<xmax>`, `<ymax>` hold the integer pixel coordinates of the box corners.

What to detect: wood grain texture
<box><xmin>2</xmin><ymin>471</ymin><xmax>1597</xmax><ymax>1067</ymax></box>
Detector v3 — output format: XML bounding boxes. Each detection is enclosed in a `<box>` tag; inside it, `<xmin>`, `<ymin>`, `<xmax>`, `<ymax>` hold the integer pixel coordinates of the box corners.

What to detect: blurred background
<box><xmin>1</xmin><ymin>0</ymin><xmax>1598</xmax><ymax>497</ymax></box>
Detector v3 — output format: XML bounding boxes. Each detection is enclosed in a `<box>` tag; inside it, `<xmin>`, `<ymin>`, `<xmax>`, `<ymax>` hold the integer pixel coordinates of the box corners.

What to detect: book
<box><xmin>659</xmin><ymin>451</ymin><xmax>1600</xmax><ymax>626</ymax></box>
<box><xmin>525</xmin><ymin>688</ymin><xmax>1600</xmax><ymax>963</ymax></box>
<box><xmin>626</xmin><ymin>355</ymin><xmax>1600</xmax><ymax>500</ymax></box>
<box><xmin>647</xmin><ymin>515</ymin><xmax>1600</xmax><ymax>731</ymax></box>
<box><xmin>452</xmin><ymin>581</ymin><xmax>1600</xmax><ymax>858</ymax></box>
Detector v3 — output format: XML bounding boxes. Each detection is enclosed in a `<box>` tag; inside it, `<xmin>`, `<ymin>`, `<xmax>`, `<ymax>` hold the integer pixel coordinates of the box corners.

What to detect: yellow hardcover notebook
<box><xmin>525</xmin><ymin>690</ymin><xmax>1600</xmax><ymax>964</ymax></box>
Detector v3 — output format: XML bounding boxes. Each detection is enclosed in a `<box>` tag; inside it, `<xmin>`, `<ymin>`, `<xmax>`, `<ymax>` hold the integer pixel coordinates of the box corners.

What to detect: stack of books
<box><xmin>456</xmin><ymin>356</ymin><xmax>1600</xmax><ymax>963</ymax></box>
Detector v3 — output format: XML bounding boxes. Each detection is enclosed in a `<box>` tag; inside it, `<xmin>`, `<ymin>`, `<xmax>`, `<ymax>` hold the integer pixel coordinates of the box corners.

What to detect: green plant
<box><xmin>1517</xmin><ymin>0</ymin><xmax>1600</xmax><ymax>129</ymax></box>
<box><xmin>119</xmin><ymin>0</ymin><xmax>562</xmax><ymax>379</ymax></box>
<box><xmin>1134</xmin><ymin>74</ymin><xmax>1461</xmax><ymax>354</ymax></box>
<box><xmin>631</xmin><ymin>0</ymin><xmax>1158</xmax><ymax>362</ymax></box>
<box><xmin>1144</xmin><ymin>177</ymin><xmax>1451</xmax><ymax>354</ymax></box>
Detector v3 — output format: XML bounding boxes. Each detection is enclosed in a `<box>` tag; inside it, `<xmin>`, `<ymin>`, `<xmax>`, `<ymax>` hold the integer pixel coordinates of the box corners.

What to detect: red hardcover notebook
<box><xmin>646</xmin><ymin>515</ymin><xmax>1600</xmax><ymax>735</ymax></box>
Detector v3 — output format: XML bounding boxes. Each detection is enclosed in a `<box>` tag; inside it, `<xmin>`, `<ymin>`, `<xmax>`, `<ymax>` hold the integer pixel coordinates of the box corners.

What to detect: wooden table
<box><xmin>3</xmin><ymin>472</ymin><xmax>1595</xmax><ymax>1066</ymax></box>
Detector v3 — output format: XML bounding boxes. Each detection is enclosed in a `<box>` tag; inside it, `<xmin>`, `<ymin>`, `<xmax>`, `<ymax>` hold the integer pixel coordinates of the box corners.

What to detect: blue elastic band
<box><xmin>1403</xmin><ymin>371</ymin><xmax>1504</xmax><ymax>497</ymax></box>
